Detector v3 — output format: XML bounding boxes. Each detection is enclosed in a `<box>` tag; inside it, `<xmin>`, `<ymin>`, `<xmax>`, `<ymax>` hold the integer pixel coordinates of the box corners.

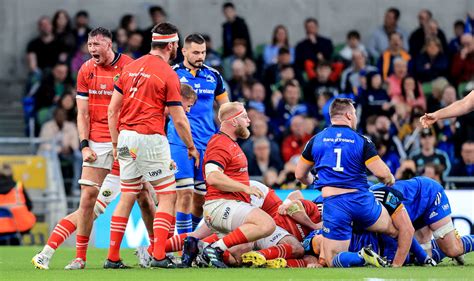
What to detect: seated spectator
<box><xmin>276</xmin><ymin>157</ymin><xmax>306</xmax><ymax>190</ymax></box>
<box><xmin>113</xmin><ymin>28</ymin><xmax>128</xmax><ymax>54</ymax></box>
<box><xmin>70</xmin><ymin>42</ymin><xmax>90</xmax><ymax>79</ymax></box>
<box><xmin>449</xmin><ymin>141</ymin><xmax>474</xmax><ymax>188</ymax></box>
<box><xmin>0</xmin><ymin>164</ymin><xmax>35</xmax><ymax>245</ymax></box>
<box><xmin>246</xmin><ymin>81</ymin><xmax>267</xmax><ymax>114</ymax></box>
<box><xmin>202</xmin><ymin>34</ymin><xmax>222</xmax><ymax>68</ymax></box>
<box><xmin>38</xmin><ymin>108</ymin><xmax>80</xmax><ymax>195</ymax></box>
<box><xmin>262</xmin><ymin>168</ymin><xmax>280</xmax><ymax>189</ymax></box>
<box><xmin>377</xmin><ymin>32</ymin><xmax>411</xmax><ymax>81</ymax></box>
<box><xmin>59</xmin><ymin>92</ymin><xmax>77</xmax><ymax>122</ymax></box>
<box><xmin>223</xmin><ymin>39</ymin><xmax>249</xmax><ymax>80</ymax></box>
<box><xmin>304</xmin><ymin>60</ymin><xmax>339</xmax><ymax>105</ymax></box>
<box><xmin>340</xmin><ymin>50</ymin><xmax>378</xmax><ymax>93</ymax></box>
<box><xmin>409</xmin><ymin>127</ymin><xmax>451</xmax><ymax>179</ymax></box>
<box><xmin>281</xmin><ymin>115</ymin><xmax>312</xmax><ymax>162</ymax></box>
<box><xmin>339</xmin><ymin>30</ymin><xmax>368</xmax><ymax>64</ymax></box>
<box><xmin>248</xmin><ymin>137</ymin><xmax>283</xmax><ymax>176</ymax></box>
<box><xmin>316</xmin><ymin>91</ymin><xmax>336</xmax><ymax>126</ymax></box>
<box><xmin>426</xmin><ymin>77</ymin><xmax>449</xmax><ymax>113</ymax></box>
<box><xmin>269</xmin><ymin>64</ymin><xmax>296</xmax><ymax>109</ymax></box>
<box><xmin>52</xmin><ymin>10</ymin><xmax>76</xmax><ymax>58</ymax></box>
<box><xmin>398</xmin><ymin>110</ymin><xmax>424</xmax><ymax>157</ymax></box>
<box><xmin>374</xmin><ymin>137</ymin><xmax>400</xmax><ymax>174</ymax></box>
<box><xmin>435</xmin><ymin>85</ymin><xmax>458</xmax><ymax>159</ymax></box>
<box><xmin>241</xmin><ymin>118</ymin><xmax>281</xmax><ymax>163</ymax></box>
<box><xmin>124</xmin><ymin>31</ymin><xmax>143</xmax><ymax>59</ymax></box>
<box><xmin>448</xmin><ymin>20</ymin><xmax>466</xmax><ymax>57</ymax></box>
<box><xmin>228</xmin><ymin>59</ymin><xmax>251</xmax><ymax>101</ymax></box>
<box><xmin>387</xmin><ymin>57</ymin><xmax>408</xmax><ymax>100</ymax></box>
<box><xmin>368</xmin><ymin>7</ymin><xmax>409</xmax><ymax>60</ymax></box>
<box><xmin>451</xmin><ymin>33</ymin><xmax>474</xmax><ymax>86</ymax></box>
<box><xmin>409</xmin><ymin>10</ymin><xmax>448</xmax><ymax>58</ymax></box>
<box><xmin>273</xmin><ymin>79</ymin><xmax>308</xmax><ymax>132</ymax></box>
<box><xmin>395</xmin><ymin>159</ymin><xmax>417</xmax><ymax>179</ymax></box>
<box><xmin>370</xmin><ymin>115</ymin><xmax>398</xmax><ymax>154</ymax></box>
<box><xmin>264</xmin><ymin>47</ymin><xmax>295</xmax><ymax>89</ymax></box>
<box><xmin>294</xmin><ymin>18</ymin><xmax>333</xmax><ymax>71</ymax></box>
<box><xmin>422</xmin><ymin>163</ymin><xmax>443</xmax><ymax>184</ymax></box>
<box><xmin>141</xmin><ymin>6</ymin><xmax>167</xmax><ymax>55</ymax></box>
<box><xmin>222</xmin><ymin>2</ymin><xmax>253</xmax><ymax>58</ymax></box>
<box><xmin>359</xmin><ymin>72</ymin><xmax>391</xmax><ymax>121</ymax></box>
<box><xmin>400</xmin><ymin>75</ymin><xmax>426</xmax><ymax>111</ymax></box>
<box><xmin>263</xmin><ymin>25</ymin><xmax>295</xmax><ymax>68</ymax></box>
<box><xmin>413</xmin><ymin>37</ymin><xmax>449</xmax><ymax>82</ymax></box>
<box><xmin>119</xmin><ymin>14</ymin><xmax>138</xmax><ymax>36</ymax></box>
<box><xmin>72</xmin><ymin>11</ymin><xmax>91</xmax><ymax>50</ymax></box>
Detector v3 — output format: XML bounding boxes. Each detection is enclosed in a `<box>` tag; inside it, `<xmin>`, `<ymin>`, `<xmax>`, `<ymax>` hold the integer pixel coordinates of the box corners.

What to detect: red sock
<box><xmin>258</xmin><ymin>244</ymin><xmax>294</xmax><ymax>259</ymax></box>
<box><xmin>147</xmin><ymin>234</ymin><xmax>155</xmax><ymax>256</ymax></box>
<box><xmin>202</xmin><ymin>233</ymin><xmax>219</xmax><ymax>244</ymax></box>
<box><xmin>165</xmin><ymin>233</ymin><xmax>188</xmax><ymax>252</ymax></box>
<box><xmin>107</xmin><ymin>216</ymin><xmax>128</xmax><ymax>262</ymax></box>
<box><xmin>47</xmin><ymin>219</ymin><xmax>76</xmax><ymax>250</ymax></box>
<box><xmin>222</xmin><ymin>227</ymin><xmax>248</xmax><ymax>248</ymax></box>
<box><xmin>168</xmin><ymin>216</ymin><xmax>176</xmax><ymax>239</ymax></box>
<box><xmin>223</xmin><ymin>250</ymin><xmax>231</xmax><ymax>264</ymax></box>
<box><xmin>76</xmin><ymin>235</ymin><xmax>89</xmax><ymax>261</ymax></box>
<box><xmin>286</xmin><ymin>259</ymin><xmax>307</xmax><ymax>268</ymax></box>
<box><xmin>153</xmin><ymin>212</ymin><xmax>174</xmax><ymax>260</ymax></box>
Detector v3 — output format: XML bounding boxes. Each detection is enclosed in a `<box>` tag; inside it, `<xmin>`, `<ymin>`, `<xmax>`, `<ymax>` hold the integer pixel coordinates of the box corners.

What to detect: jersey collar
<box><xmin>110</xmin><ymin>52</ymin><xmax>121</xmax><ymax>66</ymax></box>
<box><xmin>180</xmin><ymin>63</ymin><xmax>202</xmax><ymax>77</ymax></box>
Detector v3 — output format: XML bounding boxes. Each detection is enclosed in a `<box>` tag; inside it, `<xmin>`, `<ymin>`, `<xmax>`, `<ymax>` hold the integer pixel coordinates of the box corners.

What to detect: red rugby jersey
<box><xmin>274</xmin><ymin>199</ymin><xmax>321</xmax><ymax>241</ymax></box>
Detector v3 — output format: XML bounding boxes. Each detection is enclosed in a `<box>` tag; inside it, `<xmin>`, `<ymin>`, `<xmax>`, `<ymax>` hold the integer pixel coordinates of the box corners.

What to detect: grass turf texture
<box><xmin>1</xmin><ymin>246</ymin><xmax>473</xmax><ymax>281</ymax></box>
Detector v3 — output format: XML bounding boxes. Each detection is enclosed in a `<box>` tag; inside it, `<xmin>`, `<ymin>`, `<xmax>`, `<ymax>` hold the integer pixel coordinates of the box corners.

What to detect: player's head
<box><xmin>329</xmin><ymin>98</ymin><xmax>357</xmax><ymax>129</ymax></box>
<box><xmin>87</xmin><ymin>27</ymin><xmax>113</xmax><ymax>65</ymax></box>
<box><xmin>218</xmin><ymin>102</ymin><xmax>251</xmax><ymax>139</ymax></box>
<box><xmin>180</xmin><ymin>83</ymin><xmax>197</xmax><ymax>113</ymax></box>
<box><xmin>183</xmin><ymin>33</ymin><xmax>206</xmax><ymax>68</ymax></box>
<box><xmin>151</xmin><ymin>22</ymin><xmax>179</xmax><ymax>60</ymax></box>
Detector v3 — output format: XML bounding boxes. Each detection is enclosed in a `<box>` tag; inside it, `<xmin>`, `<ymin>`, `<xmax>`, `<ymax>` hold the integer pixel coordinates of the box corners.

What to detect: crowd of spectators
<box><xmin>24</xmin><ymin>4</ymin><xmax>474</xmax><ymax>192</ymax></box>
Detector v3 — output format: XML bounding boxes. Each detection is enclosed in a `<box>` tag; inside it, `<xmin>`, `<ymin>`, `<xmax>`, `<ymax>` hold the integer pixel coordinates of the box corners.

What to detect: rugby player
<box><xmin>421</xmin><ymin>90</ymin><xmax>474</xmax><ymax>127</ymax></box>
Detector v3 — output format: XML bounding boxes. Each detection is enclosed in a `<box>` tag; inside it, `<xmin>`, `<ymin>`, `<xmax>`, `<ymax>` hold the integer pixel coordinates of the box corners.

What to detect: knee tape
<box><xmin>94</xmin><ymin>200</ymin><xmax>106</xmax><ymax>217</ymax></box>
<box><xmin>421</xmin><ymin>242</ymin><xmax>432</xmax><ymax>251</ymax></box>
<box><xmin>78</xmin><ymin>179</ymin><xmax>100</xmax><ymax>189</ymax></box>
<box><xmin>433</xmin><ymin>221</ymin><xmax>455</xmax><ymax>240</ymax></box>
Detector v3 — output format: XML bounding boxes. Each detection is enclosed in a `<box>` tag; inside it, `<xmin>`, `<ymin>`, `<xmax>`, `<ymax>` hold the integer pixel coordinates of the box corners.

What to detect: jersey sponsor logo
<box><xmin>222</xmin><ymin>206</ymin><xmax>231</xmax><ymax>220</ymax></box>
<box><xmin>194</xmin><ymin>83</ymin><xmax>201</xmax><ymax>89</ymax></box>
<box><xmin>180</xmin><ymin>76</ymin><xmax>189</xmax><ymax>83</ymax></box>
<box><xmin>148</xmin><ymin>169</ymin><xmax>162</xmax><ymax>177</ymax></box>
<box><xmin>88</xmin><ymin>72</ymin><xmax>94</xmax><ymax>79</ymax></box>
<box><xmin>205</xmin><ymin>75</ymin><xmax>216</xmax><ymax>83</ymax></box>
<box><xmin>128</xmin><ymin>71</ymin><xmax>151</xmax><ymax>79</ymax></box>
<box><xmin>196</xmin><ymin>88</ymin><xmax>214</xmax><ymax>94</ymax></box>
<box><xmin>336</xmin><ymin>133</ymin><xmax>342</xmax><ymax>138</ymax></box>
<box><xmin>239</xmin><ymin>167</ymin><xmax>248</xmax><ymax>173</ymax></box>
<box><xmin>88</xmin><ymin>89</ymin><xmax>113</xmax><ymax>96</ymax></box>
<box><xmin>323</xmin><ymin>137</ymin><xmax>355</xmax><ymax>143</ymax></box>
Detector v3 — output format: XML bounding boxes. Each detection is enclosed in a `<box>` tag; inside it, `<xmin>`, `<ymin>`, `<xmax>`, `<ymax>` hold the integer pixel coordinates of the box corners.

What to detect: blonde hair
<box><xmin>218</xmin><ymin>102</ymin><xmax>245</xmax><ymax>122</ymax></box>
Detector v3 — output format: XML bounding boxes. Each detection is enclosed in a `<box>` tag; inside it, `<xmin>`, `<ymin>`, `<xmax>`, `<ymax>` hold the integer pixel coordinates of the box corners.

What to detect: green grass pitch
<box><xmin>1</xmin><ymin>246</ymin><xmax>473</xmax><ymax>281</ymax></box>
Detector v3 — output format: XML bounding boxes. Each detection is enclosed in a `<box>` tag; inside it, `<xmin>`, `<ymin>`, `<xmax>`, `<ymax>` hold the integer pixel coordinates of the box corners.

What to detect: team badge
<box><xmin>114</xmin><ymin>73</ymin><xmax>120</xmax><ymax>82</ymax></box>
<box><xmin>102</xmin><ymin>189</ymin><xmax>112</xmax><ymax>197</ymax></box>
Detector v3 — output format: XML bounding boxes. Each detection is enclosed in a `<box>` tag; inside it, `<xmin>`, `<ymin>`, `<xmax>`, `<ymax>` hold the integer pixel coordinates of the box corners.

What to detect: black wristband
<box><xmin>80</xmin><ymin>139</ymin><xmax>89</xmax><ymax>151</ymax></box>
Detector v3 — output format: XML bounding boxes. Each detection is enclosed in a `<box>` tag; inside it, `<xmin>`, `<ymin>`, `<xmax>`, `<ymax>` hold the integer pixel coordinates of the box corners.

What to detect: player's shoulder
<box><xmin>172</xmin><ymin>63</ymin><xmax>185</xmax><ymax>71</ymax></box>
<box><xmin>201</xmin><ymin>64</ymin><xmax>223</xmax><ymax>77</ymax></box>
<box><xmin>79</xmin><ymin>58</ymin><xmax>95</xmax><ymax>72</ymax></box>
<box><xmin>116</xmin><ymin>53</ymin><xmax>134</xmax><ymax>65</ymax></box>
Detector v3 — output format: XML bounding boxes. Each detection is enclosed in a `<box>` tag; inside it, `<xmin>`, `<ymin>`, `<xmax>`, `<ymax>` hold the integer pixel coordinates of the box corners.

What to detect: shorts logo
<box><xmin>270</xmin><ymin>233</ymin><xmax>282</xmax><ymax>243</ymax></box>
<box><xmin>148</xmin><ymin>170</ymin><xmax>162</xmax><ymax>177</ymax></box>
<box><xmin>102</xmin><ymin>189</ymin><xmax>112</xmax><ymax>197</ymax></box>
<box><xmin>222</xmin><ymin>207</ymin><xmax>231</xmax><ymax>220</ymax></box>
<box><xmin>442</xmin><ymin>204</ymin><xmax>449</xmax><ymax>211</ymax></box>
<box><xmin>429</xmin><ymin>211</ymin><xmax>438</xmax><ymax>219</ymax></box>
<box><xmin>386</xmin><ymin>192</ymin><xmax>400</xmax><ymax>209</ymax></box>
<box><xmin>323</xmin><ymin>226</ymin><xmax>330</xmax><ymax>233</ymax></box>
<box><xmin>118</xmin><ymin>147</ymin><xmax>129</xmax><ymax>157</ymax></box>
<box><xmin>169</xmin><ymin>161</ymin><xmax>176</xmax><ymax>171</ymax></box>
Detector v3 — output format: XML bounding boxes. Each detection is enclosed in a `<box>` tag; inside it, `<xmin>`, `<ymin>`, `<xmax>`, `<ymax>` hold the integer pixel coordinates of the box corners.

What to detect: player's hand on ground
<box><xmin>420</xmin><ymin>113</ymin><xmax>437</xmax><ymax>128</ymax></box>
<box><xmin>187</xmin><ymin>146</ymin><xmax>200</xmax><ymax>167</ymax></box>
<box><xmin>82</xmin><ymin>147</ymin><xmax>97</xmax><ymax>162</ymax></box>
<box><xmin>246</xmin><ymin>185</ymin><xmax>264</xmax><ymax>198</ymax></box>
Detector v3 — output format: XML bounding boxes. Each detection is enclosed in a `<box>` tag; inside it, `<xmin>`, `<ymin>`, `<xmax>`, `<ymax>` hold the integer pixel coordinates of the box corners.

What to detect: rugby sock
<box><xmin>461</xmin><ymin>235</ymin><xmax>474</xmax><ymax>253</ymax></box>
<box><xmin>223</xmin><ymin>250</ymin><xmax>231</xmax><ymax>264</ymax></box>
<box><xmin>165</xmin><ymin>233</ymin><xmax>188</xmax><ymax>252</ymax></box>
<box><xmin>147</xmin><ymin>234</ymin><xmax>155</xmax><ymax>256</ymax></box>
<box><xmin>191</xmin><ymin>214</ymin><xmax>202</xmax><ymax>230</ymax></box>
<box><xmin>176</xmin><ymin>212</ymin><xmax>192</xmax><ymax>234</ymax></box>
<box><xmin>431</xmin><ymin>239</ymin><xmax>440</xmax><ymax>250</ymax></box>
<box><xmin>431</xmin><ymin>248</ymin><xmax>446</xmax><ymax>263</ymax></box>
<box><xmin>286</xmin><ymin>259</ymin><xmax>307</xmax><ymax>268</ymax></box>
<box><xmin>411</xmin><ymin>238</ymin><xmax>430</xmax><ymax>263</ymax></box>
<box><xmin>202</xmin><ymin>233</ymin><xmax>219</xmax><ymax>244</ymax></box>
<box><xmin>46</xmin><ymin>218</ymin><xmax>76</xmax><ymax>251</ymax></box>
<box><xmin>331</xmin><ymin>252</ymin><xmax>364</xmax><ymax>268</ymax></box>
<box><xmin>108</xmin><ymin>216</ymin><xmax>128</xmax><ymax>262</ymax></box>
<box><xmin>76</xmin><ymin>235</ymin><xmax>89</xmax><ymax>261</ymax></box>
<box><xmin>258</xmin><ymin>244</ymin><xmax>294</xmax><ymax>259</ymax></box>
<box><xmin>153</xmin><ymin>212</ymin><xmax>174</xmax><ymax>260</ymax></box>
<box><xmin>168</xmin><ymin>216</ymin><xmax>176</xmax><ymax>238</ymax></box>
<box><xmin>214</xmin><ymin>227</ymin><xmax>248</xmax><ymax>251</ymax></box>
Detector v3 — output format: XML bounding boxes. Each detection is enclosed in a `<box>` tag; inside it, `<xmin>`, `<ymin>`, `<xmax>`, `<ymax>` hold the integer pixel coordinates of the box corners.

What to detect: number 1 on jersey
<box><xmin>332</xmin><ymin>148</ymin><xmax>344</xmax><ymax>172</ymax></box>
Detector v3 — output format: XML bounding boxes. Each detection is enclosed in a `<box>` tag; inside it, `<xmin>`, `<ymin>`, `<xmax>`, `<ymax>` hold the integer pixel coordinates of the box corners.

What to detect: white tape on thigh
<box><xmin>176</xmin><ymin>178</ymin><xmax>194</xmax><ymax>190</ymax></box>
<box><xmin>194</xmin><ymin>181</ymin><xmax>207</xmax><ymax>196</ymax></box>
<box><xmin>153</xmin><ymin>176</ymin><xmax>176</xmax><ymax>193</ymax></box>
<box><xmin>78</xmin><ymin>179</ymin><xmax>100</xmax><ymax>189</ymax></box>
<box><xmin>94</xmin><ymin>201</ymin><xmax>106</xmax><ymax>216</ymax></box>
<box><xmin>433</xmin><ymin>221</ymin><xmax>455</xmax><ymax>239</ymax></box>
<box><xmin>421</xmin><ymin>242</ymin><xmax>432</xmax><ymax>250</ymax></box>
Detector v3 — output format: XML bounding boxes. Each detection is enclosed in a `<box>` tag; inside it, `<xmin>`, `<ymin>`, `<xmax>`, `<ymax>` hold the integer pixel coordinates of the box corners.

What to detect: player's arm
<box><xmin>108</xmin><ymin>89</ymin><xmax>123</xmax><ymax>147</ymax></box>
<box><xmin>421</xmin><ymin>90</ymin><xmax>474</xmax><ymax>128</ymax></box>
<box><xmin>364</xmin><ymin>137</ymin><xmax>395</xmax><ymax>186</ymax></box>
<box><xmin>390</xmin><ymin>203</ymin><xmax>415</xmax><ymax>267</ymax></box>
<box><xmin>168</xmin><ymin>105</ymin><xmax>199</xmax><ymax>164</ymax></box>
<box><xmin>215</xmin><ymin>73</ymin><xmax>230</xmax><ymax>106</ymax></box>
<box><xmin>295</xmin><ymin>137</ymin><xmax>316</xmax><ymax>185</ymax></box>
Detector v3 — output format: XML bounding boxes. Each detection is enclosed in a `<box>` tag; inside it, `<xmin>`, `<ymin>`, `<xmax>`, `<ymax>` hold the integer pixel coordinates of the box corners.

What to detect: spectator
<box><xmin>125</xmin><ymin>31</ymin><xmax>143</xmax><ymax>59</ymax></box>
<box><xmin>400</xmin><ymin>75</ymin><xmax>427</xmax><ymax>111</ymax></box>
<box><xmin>359</xmin><ymin>72</ymin><xmax>391</xmax><ymax>121</ymax></box>
<box><xmin>386</xmin><ymin>57</ymin><xmax>408</xmax><ymax>100</ymax></box>
<box><xmin>113</xmin><ymin>28</ymin><xmax>128</xmax><ymax>54</ymax></box>
<box><xmin>248</xmin><ymin>137</ymin><xmax>283</xmax><ymax>176</ymax></box>
<box><xmin>263</xmin><ymin>25</ymin><xmax>295</xmax><ymax>68</ymax></box>
<box><xmin>340</xmin><ymin>50</ymin><xmax>378</xmax><ymax>93</ymax></box>
<box><xmin>141</xmin><ymin>6</ymin><xmax>167</xmax><ymax>54</ymax></box>
<box><xmin>246</xmin><ymin>81</ymin><xmax>267</xmax><ymax>114</ymax></box>
<box><xmin>370</xmin><ymin>115</ymin><xmax>398</xmax><ymax>154</ymax></box>
<box><xmin>38</xmin><ymin>108</ymin><xmax>80</xmax><ymax>195</ymax></box>
<box><xmin>395</xmin><ymin>159</ymin><xmax>417</xmax><ymax>179</ymax></box>
<box><xmin>222</xmin><ymin>2</ymin><xmax>253</xmax><ymax>58</ymax></box>
<box><xmin>304</xmin><ymin>60</ymin><xmax>339</xmax><ymax>105</ymax></box>
<box><xmin>448</xmin><ymin>20</ymin><xmax>466</xmax><ymax>57</ymax></box>
<box><xmin>294</xmin><ymin>18</ymin><xmax>333</xmax><ymax>71</ymax></box>
<box><xmin>451</xmin><ymin>33</ymin><xmax>474</xmax><ymax>86</ymax></box>
<box><xmin>435</xmin><ymin>85</ymin><xmax>458</xmax><ymax>159</ymax></box>
<box><xmin>413</xmin><ymin>36</ymin><xmax>449</xmax><ymax>82</ymax></box>
<box><xmin>223</xmin><ymin>38</ymin><xmax>249</xmax><ymax>80</ymax></box>
<box><xmin>374</xmin><ymin>137</ymin><xmax>400</xmax><ymax>175</ymax></box>
<box><xmin>367</xmin><ymin>7</ymin><xmax>409</xmax><ymax>59</ymax></box>
<box><xmin>449</xmin><ymin>141</ymin><xmax>474</xmax><ymax>187</ymax></box>
<box><xmin>72</xmin><ymin>10</ymin><xmax>91</xmax><ymax>51</ymax></box>
<box><xmin>202</xmin><ymin>34</ymin><xmax>222</xmax><ymax>68</ymax></box>
<box><xmin>281</xmin><ymin>115</ymin><xmax>312</xmax><ymax>162</ymax></box>
<box><xmin>59</xmin><ymin>92</ymin><xmax>77</xmax><ymax>122</ymax></box>
<box><xmin>263</xmin><ymin>47</ymin><xmax>295</xmax><ymax>88</ymax></box>
<box><xmin>339</xmin><ymin>30</ymin><xmax>368</xmax><ymax>64</ymax></box>
<box><xmin>227</xmin><ymin>59</ymin><xmax>252</xmax><ymax>101</ymax></box>
<box><xmin>398</xmin><ymin>110</ymin><xmax>424</xmax><ymax>157</ymax></box>
<box><xmin>274</xmin><ymin>79</ymin><xmax>308</xmax><ymax>132</ymax></box>
<box><xmin>377</xmin><ymin>32</ymin><xmax>411</xmax><ymax>81</ymax></box>
<box><xmin>423</xmin><ymin>19</ymin><xmax>449</xmax><ymax>54</ymax></box>
<box><xmin>262</xmin><ymin>168</ymin><xmax>280</xmax><ymax>189</ymax></box>
<box><xmin>422</xmin><ymin>163</ymin><xmax>443</xmax><ymax>183</ymax></box>
<box><xmin>26</xmin><ymin>16</ymin><xmax>66</xmax><ymax>73</ymax></box>
<box><xmin>426</xmin><ymin>77</ymin><xmax>449</xmax><ymax>113</ymax></box>
<box><xmin>119</xmin><ymin>14</ymin><xmax>138</xmax><ymax>35</ymax></box>
<box><xmin>0</xmin><ymin>164</ymin><xmax>35</xmax><ymax>245</ymax></box>
<box><xmin>409</xmin><ymin>127</ymin><xmax>451</xmax><ymax>179</ymax></box>
<box><xmin>409</xmin><ymin>10</ymin><xmax>448</xmax><ymax>58</ymax></box>
<box><xmin>70</xmin><ymin>42</ymin><xmax>90</xmax><ymax>79</ymax></box>
<box><xmin>52</xmin><ymin>10</ymin><xmax>76</xmax><ymax>57</ymax></box>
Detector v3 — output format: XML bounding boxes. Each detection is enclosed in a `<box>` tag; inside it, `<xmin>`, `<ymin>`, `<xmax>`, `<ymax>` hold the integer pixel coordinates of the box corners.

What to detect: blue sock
<box><xmin>191</xmin><ymin>214</ymin><xmax>202</xmax><ymax>230</ymax></box>
<box><xmin>332</xmin><ymin>252</ymin><xmax>365</xmax><ymax>268</ymax></box>
<box><xmin>431</xmin><ymin>248</ymin><xmax>446</xmax><ymax>263</ymax></box>
<box><xmin>176</xmin><ymin>212</ymin><xmax>192</xmax><ymax>234</ymax></box>
<box><xmin>461</xmin><ymin>235</ymin><xmax>474</xmax><ymax>253</ymax></box>
<box><xmin>411</xmin><ymin>238</ymin><xmax>429</xmax><ymax>263</ymax></box>
<box><xmin>431</xmin><ymin>239</ymin><xmax>440</xmax><ymax>250</ymax></box>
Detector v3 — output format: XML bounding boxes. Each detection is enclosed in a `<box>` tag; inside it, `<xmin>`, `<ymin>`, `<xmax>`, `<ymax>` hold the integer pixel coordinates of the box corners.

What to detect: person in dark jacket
<box><xmin>222</xmin><ymin>2</ymin><xmax>253</xmax><ymax>58</ymax></box>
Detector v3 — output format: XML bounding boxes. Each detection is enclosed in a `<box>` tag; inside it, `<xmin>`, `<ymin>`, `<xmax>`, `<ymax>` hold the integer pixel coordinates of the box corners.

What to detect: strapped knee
<box><xmin>421</xmin><ymin>242</ymin><xmax>432</xmax><ymax>251</ymax></box>
<box><xmin>78</xmin><ymin>179</ymin><xmax>100</xmax><ymax>189</ymax></box>
<box><xmin>193</xmin><ymin>181</ymin><xmax>207</xmax><ymax>196</ymax></box>
<box><xmin>433</xmin><ymin>221</ymin><xmax>455</xmax><ymax>240</ymax></box>
<box><xmin>153</xmin><ymin>176</ymin><xmax>176</xmax><ymax>194</ymax></box>
<box><xmin>94</xmin><ymin>200</ymin><xmax>107</xmax><ymax>217</ymax></box>
<box><xmin>121</xmin><ymin>179</ymin><xmax>142</xmax><ymax>195</ymax></box>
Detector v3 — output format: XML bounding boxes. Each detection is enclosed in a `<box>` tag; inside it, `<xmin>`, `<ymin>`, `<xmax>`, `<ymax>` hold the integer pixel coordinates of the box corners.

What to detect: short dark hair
<box><xmin>223</xmin><ymin>2</ymin><xmax>235</xmax><ymax>10</ymax></box>
<box><xmin>149</xmin><ymin>6</ymin><xmax>166</xmax><ymax>17</ymax></box>
<box><xmin>88</xmin><ymin>27</ymin><xmax>112</xmax><ymax>39</ymax></box>
<box><xmin>278</xmin><ymin>47</ymin><xmax>290</xmax><ymax>55</ymax></box>
<box><xmin>387</xmin><ymin>7</ymin><xmax>400</xmax><ymax>20</ymax></box>
<box><xmin>329</xmin><ymin>98</ymin><xmax>354</xmax><ymax>118</ymax></box>
<box><xmin>389</xmin><ymin>31</ymin><xmax>403</xmax><ymax>40</ymax></box>
<box><xmin>150</xmin><ymin>22</ymin><xmax>179</xmax><ymax>49</ymax></box>
<box><xmin>305</xmin><ymin>17</ymin><xmax>318</xmax><ymax>26</ymax></box>
<box><xmin>120</xmin><ymin>14</ymin><xmax>134</xmax><ymax>30</ymax></box>
<box><xmin>283</xmin><ymin>79</ymin><xmax>300</xmax><ymax>92</ymax></box>
<box><xmin>76</xmin><ymin>10</ymin><xmax>88</xmax><ymax>18</ymax></box>
<box><xmin>184</xmin><ymin>33</ymin><xmax>205</xmax><ymax>45</ymax></box>
<box><xmin>202</xmin><ymin>34</ymin><xmax>211</xmax><ymax>42</ymax></box>
<box><xmin>454</xmin><ymin>20</ymin><xmax>465</xmax><ymax>28</ymax></box>
<box><xmin>180</xmin><ymin>83</ymin><xmax>197</xmax><ymax>101</ymax></box>
<box><xmin>347</xmin><ymin>30</ymin><xmax>360</xmax><ymax>40</ymax></box>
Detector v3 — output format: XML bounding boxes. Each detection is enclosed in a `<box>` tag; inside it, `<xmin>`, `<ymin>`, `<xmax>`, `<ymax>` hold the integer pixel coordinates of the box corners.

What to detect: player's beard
<box><xmin>170</xmin><ymin>47</ymin><xmax>177</xmax><ymax>60</ymax></box>
<box><xmin>188</xmin><ymin>59</ymin><xmax>203</xmax><ymax>68</ymax></box>
<box><xmin>235</xmin><ymin>125</ymin><xmax>251</xmax><ymax>139</ymax></box>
